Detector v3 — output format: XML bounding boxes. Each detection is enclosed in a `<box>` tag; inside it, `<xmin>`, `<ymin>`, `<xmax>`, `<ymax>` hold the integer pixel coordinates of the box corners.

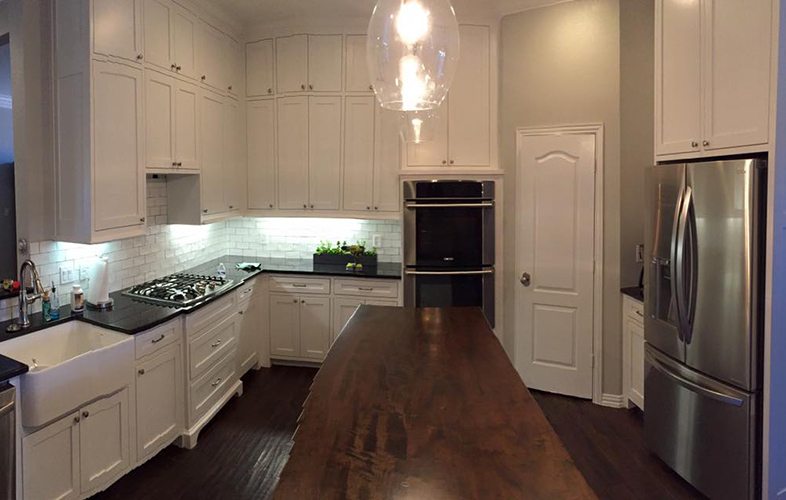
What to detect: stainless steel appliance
<box><xmin>0</xmin><ymin>383</ymin><xmax>15</xmax><ymax>500</ymax></box>
<box><xmin>123</xmin><ymin>273</ymin><xmax>234</xmax><ymax>307</ymax></box>
<box><xmin>403</xmin><ymin>180</ymin><xmax>495</xmax><ymax>326</ymax></box>
<box><xmin>644</xmin><ymin>158</ymin><xmax>766</xmax><ymax>500</ymax></box>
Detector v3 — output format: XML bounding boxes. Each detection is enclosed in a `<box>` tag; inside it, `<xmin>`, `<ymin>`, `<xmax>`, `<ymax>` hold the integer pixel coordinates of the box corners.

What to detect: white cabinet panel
<box><xmin>175</xmin><ymin>80</ymin><xmax>200</xmax><ymax>170</ymax></box>
<box><xmin>247</xmin><ymin>99</ymin><xmax>276</xmax><ymax>209</ymax></box>
<box><xmin>343</xmin><ymin>96</ymin><xmax>375</xmax><ymax>212</ymax></box>
<box><xmin>333</xmin><ymin>297</ymin><xmax>363</xmax><ymax>341</ymax></box>
<box><xmin>143</xmin><ymin>0</ymin><xmax>173</xmax><ymax>71</ymax></box>
<box><xmin>345</xmin><ymin>35</ymin><xmax>372</xmax><ymax>92</ymax></box>
<box><xmin>277</xmin><ymin>96</ymin><xmax>309</xmax><ymax>209</ymax></box>
<box><xmin>173</xmin><ymin>6</ymin><xmax>197</xmax><ymax>79</ymax></box>
<box><xmin>276</xmin><ymin>35</ymin><xmax>308</xmax><ymax>93</ymax></box>
<box><xmin>374</xmin><ymin>106</ymin><xmax>401</xmax><ymax>212</ymax></box>
<box><xmin>448</xmin><ymin>25</ymin><xmax>490</xmax><ymax>166</ymax></box>
<box><xmin>629</xmin><ymin>318</ymin><xmax>645</xmax><ymax>409</ymax></box>
<box><xmin>200</xmin><ymin>91</ymin><xmax>225</xmax><ymax>215</ymax></box>
<box><xmin>93</xmin><ymin>0</ymin><xmax>142</xmax><ymax>63</ymax></box>
<box><xmin>308</xmin><ymin>96</ymin><xmax>342</xmax><ymax>210</ymax></box>
<box><xmin>308</xmin><ymin>35</ymin><xmax>343</xmax><ymax>92</ymax></box>
<box><xmin>136</xmin><ymin>343</ymin><xmax>183</xmax><ymax>462</ymax></box>
<box><xmin>406</xmin><ymin>106</ymin><xmax>448</xmax><ymax>166</ymax></box>
<box><xmin>238</xmin><ymin>296</ymin><xmax>262</xmax><ymax>374</ymax></box>
<box><xmin>247</xmin><ymin>39</ymin><xmax>275</xmax><ymax>97</ymax></box>
<box><xmin>79</xmin><ymin>389</ymin><xmax>130</xmax><ymax>494</ymax></box>
<box><xmin>223</xmin><ymin>99</ymin><xmax>243</xmax><ymax>211</ymax></box>
<box><xmin>190</xmin><ymin>314</ymin><xmax>237</xmax><ymax>379</ymax></box>
<box><xmin>145</xmin><ymin>70</ymin><xmax>175</xmax><ymax>170</ymax></box>
<box><xmin>299</xmin><ymin>296</ymin><xmax>331</xmax><ymax>360</ymax></box>
<box><xmin>225</xmin><ymin>34</ymin><xmax>242</xmax><ymax>96</ymax></box>
<box><xmin>196</xmin><ymin>21</ymin><xmax>226</xmax><ymax>90</ymax></box>
<box><xmin>270</xmin><ymin>295</ymin><xmax>300</xmax><ymax>357</ymax></box>
<box><xmin>23</xmin><ymin>412</ymin><xmax>81</xmax><ymax>500</ymax></box>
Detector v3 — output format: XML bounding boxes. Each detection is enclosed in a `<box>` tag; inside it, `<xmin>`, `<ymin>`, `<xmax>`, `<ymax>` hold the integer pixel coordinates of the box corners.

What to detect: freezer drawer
<box><xmin>644</xmin><ymin>345</ymin><xmax>757</xmax><ymax>500</ymax></box>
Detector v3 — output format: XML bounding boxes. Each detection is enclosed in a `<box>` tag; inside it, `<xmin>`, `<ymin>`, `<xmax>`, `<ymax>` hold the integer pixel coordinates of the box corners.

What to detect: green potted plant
<box><xmin>313</xmin><ymin>241</ymin><xmax>378</xmax><ymax>267</ymax></box>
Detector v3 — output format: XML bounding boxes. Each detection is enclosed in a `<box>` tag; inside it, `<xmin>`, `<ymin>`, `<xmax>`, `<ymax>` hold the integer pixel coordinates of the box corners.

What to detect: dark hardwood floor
<box><xmin>96</xmin><ymin>366</ymin><xmax>703</xmax><ymax>500</ymax></box>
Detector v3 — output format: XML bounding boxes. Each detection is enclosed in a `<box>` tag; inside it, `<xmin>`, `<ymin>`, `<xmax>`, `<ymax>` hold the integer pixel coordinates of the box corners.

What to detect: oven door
<box><xmin>403</xmin><ymin>201</ymin><xmax>495</xmax><ymax>268</ymax></box>
<box><xmin>404</xmin><ymin>268</ymin><xmax>495</xmax><ymax>327</ymax></box>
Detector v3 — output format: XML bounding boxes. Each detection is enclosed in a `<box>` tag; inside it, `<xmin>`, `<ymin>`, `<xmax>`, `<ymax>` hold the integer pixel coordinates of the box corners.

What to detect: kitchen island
<box><xmin>275</xmin><ymin>306</ymin><xmax>596</xmax><ymax>499</ymax></box>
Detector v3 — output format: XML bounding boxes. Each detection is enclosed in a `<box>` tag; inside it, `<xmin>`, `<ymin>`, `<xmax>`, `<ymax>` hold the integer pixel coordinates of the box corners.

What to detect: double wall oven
<box><xmin>403</xmin><ymin>180</ymin><xmax>495</xmax><ymax>326</ymax></box>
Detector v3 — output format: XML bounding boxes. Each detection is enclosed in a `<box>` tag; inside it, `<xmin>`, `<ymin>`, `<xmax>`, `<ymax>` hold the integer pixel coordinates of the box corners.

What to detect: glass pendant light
<box><xmin>398</xmin><ymin>109</ymin><xmax>440</xmax><ymax>144</ymax></box>
<box><xmin>367</xmin><ymin>0</ymin><xmax>460</xmax><ymax>112</ymax></box>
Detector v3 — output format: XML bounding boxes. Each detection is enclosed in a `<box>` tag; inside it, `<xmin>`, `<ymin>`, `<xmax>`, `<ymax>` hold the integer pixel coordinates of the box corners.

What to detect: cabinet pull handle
<box><xmin>74</xmin><ymin>416</ymin><xmax>80</xmax><ymax>424</ymax></box>
<box><xmin>635</xmin><ymin>310</ymin><xmax>644</xmax><ymax>317</ymax></box>
<box><xmin>138</xmin><ymin>368</ymin><xmax>146</xmax><ymax>376</ymax></box>
<box><xmin>172</xmin><ymin>161</ymin><xmax>177</xmax><ymax>166</ymax></box>
<box><xmin>82</xmin><ymin>411</ymin><xmax>90</xmax><ymax>419</ymax></box>
<box><xmin>211</xmin><ymin>377</ymin><xmax>222</xmax><ymax>387</ymax></box>
<box><xmin>702</xmin><ymin>140</ymin><xmax>710</xmax><ymax>147</ymax></box>
<box><xmin>137</xmin><ymin>53</ymin><xmax>144</xmax><ymax>60</ymax></box>
<box><xmin>292</xmin><ymin>283</ymin><xmax>307</xmax><ymax>288</ymax></box>
<box><xmin>211</xmin><ymin>339</ymin><xmax>223</xmax><ymax>348</ymax></box>
<box><xmin>151</xmin><ymin>334</ymin><xmax>165</xmax><ymax>344</ymax></box>
<box><xmin>238</xmin><ymin>310</ymin><xmax>244</xmax><ymax>315</ymax></box>
<box><xmin>308</xmin><ymin>84</ymin><xmax>313</xmax><ymax>90</ymax></box>
<box><xmin>358</xmin><ymin>287</ymin><xmax>373</xmax><ymax>292</ymax></box>
<box><xmin>177</xmin><ymin>162</ymin><xmax>182</xmax><ymax>167</ymax></box>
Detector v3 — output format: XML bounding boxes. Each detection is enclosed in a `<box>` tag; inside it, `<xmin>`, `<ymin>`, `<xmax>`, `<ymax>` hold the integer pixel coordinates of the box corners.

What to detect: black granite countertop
<box><xmin>0</xmin><ymin>354</ymin><xmax>28</xmax><ymax>383</ymax></box>
<box><xmin>621</xmin><ymin>286</ymin><xmax>644</xmax><ymax>302</ymax></box>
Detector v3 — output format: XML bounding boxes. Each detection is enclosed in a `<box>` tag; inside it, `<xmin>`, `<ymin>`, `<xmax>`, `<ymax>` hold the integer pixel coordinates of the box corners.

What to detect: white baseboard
<box><xmin>599</xmin><ymin>393</ymin><xmax>627</xmax><ymax>408</ymax></box>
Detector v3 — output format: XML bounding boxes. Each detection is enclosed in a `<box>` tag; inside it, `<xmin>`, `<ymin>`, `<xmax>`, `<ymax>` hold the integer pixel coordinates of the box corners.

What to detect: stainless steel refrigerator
<box><xmin>644</xmin><ymin>158</ymin><xmax>766</xmax><ymax>500</ymax></box>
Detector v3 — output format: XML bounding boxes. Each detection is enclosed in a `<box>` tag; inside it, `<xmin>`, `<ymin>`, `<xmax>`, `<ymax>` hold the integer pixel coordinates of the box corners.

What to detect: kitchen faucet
<box><xmin>6</xmin><ymin>260</ymin><xmax>45</xmax><ymax>332</ymax></box>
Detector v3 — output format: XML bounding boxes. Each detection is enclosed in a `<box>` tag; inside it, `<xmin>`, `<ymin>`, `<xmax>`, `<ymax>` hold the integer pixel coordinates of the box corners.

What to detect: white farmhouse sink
<box><xmin>0</xmin><ymin>321</ymin><xmax>133</xmax><ymax>428</ymax></box>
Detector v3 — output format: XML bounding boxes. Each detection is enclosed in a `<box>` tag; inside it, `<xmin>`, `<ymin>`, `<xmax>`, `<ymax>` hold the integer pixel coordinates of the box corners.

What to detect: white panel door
<box><xmin>145</xmin><ymin>70</ymin><xmax>175</xmax><ymax>170</ymax></box>
<box><xmin>247</xmin><ymin>99</ymin><xmax>276</xmax><ymax>209</ymax></box>
<box><xmin>299</xmin><ymin>296</ymin><xmax>331</xmax><ymax>360</ymax></box>
<box><xmin>308</xmin><ymin>96</ymin><xmax>342</xmax><ymax>210</ymax></box>
<box><xmin>238</xmin><ymin>296</ymin><xmax>262</xmax><ymax>373</ymax></box>
<box><xmin>345</xmin><ymin>35</ymin><xmax>372</xmax><ymax>92</ymax></box>
<box><xmin>225</xmin><ymin>34</ymin><xmax>242</xmax><ymax>96</ymax></box>
<box><xmin>655</xmin><ymin>0</ymin><xmax>702</xmax><ymax>156</ymax></box>
<box><xmin>702</xmin><ymin>0</ymin><xmax>772</xmax><ymax>151</ymax></box>
<box><xmin>269</xmin><ymin>295</ymin><xmax>300</xmax><ymax>357</ymax></box>
<box><xmin>93</xmin><ymin>61</ymin><xmax>146</xmax><ymax>232</ymax></box>
<box><xmin>136</xmin><ymin>343</ymin><xmax>182</xmax><ymax>462</ymax></box>
<box><xmin>276</xmin><ymin>35</ymin><xmax>308</xmax><ymax>93</ymax></box>
<box><xmin>516</xmin><ymin>133</ymin><xmax>596</xmax><ymax>399</ymax></box>
<box><xmin>223</xmin><ymin>99</ymin><xmax>243</xmax><ymax>211</ymax></box>
<box><xmin>143</xmin><ymin>0</ymin><xmax>173</xmax><ymax>72</ymax></box>
<box><xmin>277</xmin><ymin>96</ymin><xmax>309</xmax><ymax>209</ymax></box>
<box><xmin>23</xmin><ymin>412</ymin><xmax>81</xmax><ymax>500</ymax></box>
<box><xmin>200</xmin><ymin>91</ymin><xmax>225</xmax><ymax>215</ymax></box>
<box><xmin>247</xmin><ymin>39</ymin><xmax>275</xmax><ymax>97</ymax></box>
<box><xmin>79</xmin><ymin>389</ymin><xmax>130</xmax><ymax>494</ymax></box>
<box><xmin>93</xmin><ymin>0</ymin><xmax>142</xmax><ymax>63</ymax></box>
<box><xmin>308</xmin><ymin>35</ymin><xmax>343</xmax><ymax>92</ymax></box>
<box><xmin>174</xmin><ymin>79</ymin><xmax>199</xmax><ymax>170</ymax></box>
<box><xmin>333</xmin><ymin>297</ymin><xmax>364</xmax><ymax>342</ymax></box>
<box><xmin>406</xmin><ymin>106</ymin><xmax>448</xmax><ymax>166</ymax></box>
<box><xmin>343</xmin><ymin>96</ymin><xmax>375</xmax><ymax>211</ymax></box>
<box><xmin>196</xmin><ymin>21</ymin><xmax>225</xmax><ymax>90</ymax></box>
<box><xmin>172</xmin><ymin>6</ymin><xmax>197</xmax><ymax>79</ymax></box>
<box><xmin>373</xmin><ymin>106</ymin><xmax>401</xmax><ymax>212</ymax></box>
<box><xmin>448</xmin><ymin>25</ymin><xmax>490</xmax><ymax>166</ymax></box>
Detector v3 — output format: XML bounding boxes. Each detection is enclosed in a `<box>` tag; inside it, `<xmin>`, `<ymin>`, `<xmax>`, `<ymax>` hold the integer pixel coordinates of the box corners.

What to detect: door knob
<box><xmin>520</xmin><ymin>272</ymin><xmax>531</xmax><ymax>287</ymax></box>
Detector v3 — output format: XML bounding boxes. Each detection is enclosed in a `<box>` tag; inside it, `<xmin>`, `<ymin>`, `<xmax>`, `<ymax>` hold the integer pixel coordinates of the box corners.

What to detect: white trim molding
<box><xmin>599</xmin><ymin>393</ymin><xmax>627</xmax><ymax>409</ymax></box>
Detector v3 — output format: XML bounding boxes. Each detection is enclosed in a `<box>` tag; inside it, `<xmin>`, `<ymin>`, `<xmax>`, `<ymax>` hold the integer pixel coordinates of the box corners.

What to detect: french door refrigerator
<box><xmin>644</xmin><ymin>158</ymin><xmax>766</xmax><ymax>500</ymax></box>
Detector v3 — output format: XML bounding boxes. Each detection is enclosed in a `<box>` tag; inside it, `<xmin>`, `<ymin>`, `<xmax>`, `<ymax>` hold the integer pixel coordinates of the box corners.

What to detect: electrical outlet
<box><xmin>79</xmin><ymin>266</ymin><xmax>90</xmax><ymax>281</ymax></box>
<box><xmin>372</xmin><ymin>234</ymin><xmax>382</xmax><ymax>248</ymax></box>
<box><xmin>59</xmin><ymin>266</ymin><xmax>75</xmax><ymax>284</ymax></box>
<box><xmin>635</xmin><ymin>244</ymin><xmax>644</xmax><ymax>264</ymax></box>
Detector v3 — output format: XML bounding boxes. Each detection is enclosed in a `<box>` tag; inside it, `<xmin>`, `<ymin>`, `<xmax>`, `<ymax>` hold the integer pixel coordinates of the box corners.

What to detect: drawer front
<box><xmin>135</xmin><ymin>318</ymin><xmax>182</xmax><ymax>360</ymax></box>
<box><xmin>190</xmin><ymin>350</ymin><xmax>237</xmax><ymax>421</ymax></box>
<box><xmin>186</xmin><ymin>293</ymin><xmax>236</xmax><ymax>336</ymax></box>
<box><xmin>623</xmin><ymin>296</ymin><xmax>644</xmax><ymax>323</ymax></box>
<box><xmin>189</xmin><ymin>314</ymin><xmax>237</xmax><ymax>380</ymax></box>
<box><xmin>269</xmin><ymin>276</ymin><xmax>330</xmax><ymax>295</ymax></box>
<box><xmin>334</xmin><ymin>279</ymin><xmax>399</xmax><ymax>299</ymax></box>
<box><xmin>236</xmin><ymin>278</ymin><xmax>258</xmax><ymax>303</ymax></box>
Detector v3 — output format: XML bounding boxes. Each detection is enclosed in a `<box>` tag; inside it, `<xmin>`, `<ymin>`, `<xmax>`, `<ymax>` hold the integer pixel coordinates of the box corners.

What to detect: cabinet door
<box><xmin>80</xmin><ymin>389</ymin><xmax>130</xmax><ymax>495</ymax></box>
<box><xmin>223</xmin><ymin>99</ymin><xmax>243</xmax><ymax>211</ymax></box>
<box><xmin>343</xmin><ymin>96</ymin><xmax>375</xmax><ymax>211</ymax></box>
<box><xmin>174</xmin><ymin>79</ymin><xmax>200</xmax><ymax>170</ymax></box>
<box><xmin>173</xmin><ymin>6</ymin><xmax>197</xmax><ymax>79</ymax></box>
<box><xmin>238</xmin><ymin>297</ymin><xmax>262</xmax><ymax>373</ymax></box>
<box><xmin>225</xmin><ymin>34</ymin><xmax>242</xmax><ymax>96</ymax></box>
<box><xmin>405</xmin><ymin>106</ymin><xmax>448</xmax><ymax>166</ymax></box>
<box><xmin>23</xmin><ymin>412</ymin><xmax>81</xmax><ymax>500</ymax></box>
<box><xmin>448</xmin><ymin>25</ymin><xmax>490</xmax><ymax>166</ymax></box>
<box><xmin>345</xmin><ymin>35</ymin><xmax>372</xmax><ymax>92</ymax></box>
<box><xmin>270</xmin><ymin>294</ymin><xmax>300</xmax><ymax>357</ymax></box>
<box><xmin>93</xmin><ymin>0</ymin><xmax>142</xmax><ymax>63</ymax></box>
<box><xmin>308</xmin><ymin>35</ymin><xmax>342</xmax><ymax>92</ymax></box>
<box><xmin>277</xmin><ymin>96</ymin><xmax>309</xmax><ymax>209</ymax></box>
<box><xmin>276</xmin><ymin>35</ymin><xmax>308</xmax><ymax>93</ymax></box>
<box><xmin>655</xmin><ymin>0</ymin><xmax>702</xmax><ymax>156</ymax></box>
<box><xmin>309</xmin><ymin>96</ymin><xmax>342</xmax><ymax>210</ymax></box>
<box><xmin>143</xmin><ymin>0</ymin><xmax>173</xmax><ymax>72</ymax></box>
<box><xmin>136</xmin><ymin>343</ymin><xmax>183</xmax><ymax>462</ymax></box>
<box><xmin>702</xmin><ymin>0</ymin><xmax>772</xmax><ymax>151</ymax></box>
<box><xmin>333</xmin><ymin>297</ymin><xmax>364</xmax><ymax>342</ymax></box>
<box><xmin>197</xmin><ymin>21</ymin><xmax>226</xmax><ymax>90</ymax></box>
<box><xmin>145</xmin><ymin>70</ymin><xmax>176</xmax><ymax>170</ymax></box>
<box><xmin>299</xmin><ymin>296</ymin><xmax>331</xmax><ymax>360</ymax></box>
<box><xmin>247</xmin><ymin>39</ymin><xmax>275</xmax><ymax>97</ymax></box>
<box><xmin>247</xmin><ymin>99</ymin><xmax>276</xmax><ymax>209</ymax></box>
<box><xmin>373</xmin><ymin>106</ymin><xmax>401</xmax><ymax>212</ymax></box>
<box><xmin>93</xmin><ymin>61</ymin><xmax>146</xmax><ymax>232</ymax></box>
<box><xmin>200</xmin><ymin>91</ymin><xmax>225</xmax><ymax>215</ymax></box>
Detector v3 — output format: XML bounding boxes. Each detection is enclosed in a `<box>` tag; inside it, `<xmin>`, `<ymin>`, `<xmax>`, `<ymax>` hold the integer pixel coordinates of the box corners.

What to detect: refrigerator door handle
<box><xmin>675</xmin><ymin>186</ymin><xmax>693</xmax><ymax>339</ymax></box>
<box><xmin>684</xmin><ymin>191</ymin><xmax>699</xmax><ymax>344</ymax></box>
<box><xmin>670</xmin><ymin>183</ymin><xmax>686</xmax><ymax>341</ymax></box>
<box><xmin>647</xmin><ymin>352</ymin><xmax>744</xmax><ymax>407</ymax></box>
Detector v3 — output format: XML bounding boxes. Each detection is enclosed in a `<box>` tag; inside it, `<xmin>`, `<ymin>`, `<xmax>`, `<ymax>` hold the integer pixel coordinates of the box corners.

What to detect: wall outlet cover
<box><xmin>635</xmin><ymin>244</ymin><xmax>644</xmax><ymax>264</ymax></box>
<box><xmin>372</xmin><ymin>234</ymin><xmax>382</xmax><ymax>248</ymax></box>
<box><xmin>59</xmin><ymin>266</ymin><xmax>75</xmax><ymax>285</ymax></box>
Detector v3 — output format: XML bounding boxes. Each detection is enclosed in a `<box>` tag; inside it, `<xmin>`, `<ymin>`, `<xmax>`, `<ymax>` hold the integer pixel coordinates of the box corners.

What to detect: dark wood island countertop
<box><xmin>274</xmin><ymin>306</ymin><xmax>596</xmax><ymax>500</ymax></box>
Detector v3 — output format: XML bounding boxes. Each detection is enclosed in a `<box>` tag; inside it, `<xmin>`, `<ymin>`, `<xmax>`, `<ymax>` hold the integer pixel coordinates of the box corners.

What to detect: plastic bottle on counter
<box><xmin>71</xmin><ymin>284</ymin><xmax>85</xmax><ymax>314</ymax></box>
<box><xmin>50</xmin><ymin>283</ymin><xmax>60</xmax><ymax>320</ymax></box>
<box><xmin>217</xmin><ymin>262</ymin><xmax>227</xmax><ymax>278</ymax></box>
<box><xmin>42</xmin><ymin>289</ymin><xmax>51</xmax><ymax>322</ymax></box>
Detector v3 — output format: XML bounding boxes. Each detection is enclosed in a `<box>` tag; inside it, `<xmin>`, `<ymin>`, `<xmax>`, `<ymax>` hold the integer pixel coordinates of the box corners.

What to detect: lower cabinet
<box><xmin>332</xmin><ymin>297</ymin><xmax>398</xmax><ymax>343</ymax></box>
<box><xmin>237</xmin><ymin>294</ymin><xmax>264</xmax><ymax>374</ymax></box>
<box><xmin>269</xmin><ymin>294</ymin><xmax>331</xmax><ymax>361</ymax></box>
<box><xmin>622</xmin><ymin>294</ymin><xmax>645</xmax><ymax>410</ymax></box>
<box><xmin>23</xmin><ymin>389</ymin><xmax>131</xmax><ymax>499</ymax></box>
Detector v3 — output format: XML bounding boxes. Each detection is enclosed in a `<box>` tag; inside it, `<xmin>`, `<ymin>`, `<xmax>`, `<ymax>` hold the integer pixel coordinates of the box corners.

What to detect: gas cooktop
<box><xmin>122</xmin><ymin>273</ymin><xmax>235</xmax><ymax>307</ymax></box>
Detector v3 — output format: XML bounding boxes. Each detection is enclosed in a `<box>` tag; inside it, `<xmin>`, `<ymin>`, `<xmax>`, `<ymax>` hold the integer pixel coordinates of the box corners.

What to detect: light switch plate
<box><xmin>635</xmin><ymin>244</ymin><xmax>644</xmax><ymax>263</ymax></box>
<box><xmin>372</xmin><ymin>234</ymin><xmax>382</xmax><ymax>248</ymax></box>
<box><xmin>59</xmin><ymin>266</ymin><xmax>75</xmax><ymax>284</ymax></box>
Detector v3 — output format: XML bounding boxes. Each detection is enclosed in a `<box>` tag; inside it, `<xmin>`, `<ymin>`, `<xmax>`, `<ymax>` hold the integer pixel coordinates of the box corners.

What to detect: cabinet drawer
<box><xmin>269</xmin><ymin>276</ymin><xmax>330</xmax><ymax>295</ymax></box>
<box><xmin>185</xmin><ymin>293</ymin><xmax>236</xmax><ymax>336</ymax></box>
<box><xmin>135</xmin><ymin>318</ymin><xmax>182</xmax><ymax>360</ymax></box>
<box><xmin>236</xmin><ymin>278</ymin><xmax>258</xmax><ymax>303</ymax></box>
<box><xmin>190</xmin><ymin>350</ymin><xmax>236</xmax><ymax>421</ymax></box>
<box><xmin>623</xmin><ymin>296</ymin><xmax>644</xmax><ymax>323</ymax></box>
<box><xmin>334</xmin><ymin>279</ymin><xmax>399</xmax><ymax>299</ymax></box>
<box><xmin>189</xmin><ymin>314</ymin><xmax>237</xmax><ymax>380</ymax></box>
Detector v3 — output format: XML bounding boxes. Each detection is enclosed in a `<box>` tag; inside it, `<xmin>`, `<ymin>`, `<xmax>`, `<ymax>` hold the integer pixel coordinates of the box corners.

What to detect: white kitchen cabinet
<box><xmin>308</xmin><ymin>35</ymin><xmax>343</xmax><ymax>92</ymax></box>
<box><xmin>223</xmin><ymin>98</ymin><xmax>244</xmax><ymax>212</ymax></box>
<box><xmin>276</xmin><ymin>35</ymin><xmax>308</xmax><ymax>93</ymax></box>
<box><xmin>145</xmin><ymin>70</ymin><xmax>176</xmax><ymax>170</ymax></box>
<box><xmin>277</xmin><ymin>96</ymin><xmax>310</xmax><ymax>209</ymax></box>
<box><xmin>79</xmin><ymin>389</ymin><xmax>131</xmax><ymax>494</ymax></box>
<box><xmin>93</xmin><ymin>0</ymin><xmax>143</xmax><ymax>63</ymax></box>
<box><xmin>143</xmin><ymin>0</ymin><xmax>173</xmax><ymax>72</ymax></box>
<box><xmin>270</xmin><ymin>293</ymin><xmax>331</xmax><ymax>361</ymax></box>
<box><xmin>622</xmin><ymin>294</ymin><xmax>645</xmax><ymax>410</ymax></box>
<box><xmin>299</xmin><ymin>296</ymin><xmax>332</xmax><ymax>360</ymax></box>
<box><xmin>332</xmin><ymin>297</ymin><xmax>363</xmax><ymax>341</ymax></box>
<box><xmin>343</xmin><ymin>96</ymin><xmax>375</xmax><ymax>211</ymax></box>
<box><xmin>247</xmin><ymin>38</ymin><xmax>275</xmax><ymax>97</ymax></box>
<box><xmin>308</xmin><ymin>96</ymin><xmax>342</xmax><ymax>210</ymax></box>
<box><xmin>247</xmin><ymin>99</ymin><xmax>276</xmax><ymax>209</ymax></box>
<box><xmin>23</xmin><ymin>411</ymin><xmax>81</xmax><ymax>500</ymax></box>
<box><xmin>373</xmin><ymin>106</ymin><xmax>402</xmax><ymax>212</ymax></box>
<box><xmin>225</xmin><ymin>34</ymin><xmax>243</xmax><ymax>97</ymax></box>
<box><xmin>345</xmin><ymin>35</ymin><xmax>372</xmax><ymax>93</ymax></box>
<box><xmin>196</xmin><ymin>20</ymin><xmax>226</xmax><ymax>91</ymax></box>
<box><xmin>270</xmin><ymin>294</ymin><xmax>300</xmax><ymax>358</ymax></box>
<box><xmin>200</xmin><ymin>90</ymin><xmax>225</xmax><ymax>215</ymax></box>
<box><xmin>172</xmin><ymin>6</ymin><xmax>197</xmax><ymax>79</ymax></box>
<box><xmin>238</xmin><ymin>293</ymin><xmax>263</xmax><ymax>375</ymax></box>
<box><xmin>406</xmin><ymin>105</ymin><xmax>449</xmax><ymax>166</ymax></box>
<box><xmin>175</xmin><ymin>79</ymin><xmax>200</xmax><ymax>170</ymax></box>
<box><xmin>136</xmin><ymin>343</ymin><xmax>183</xmax><ymax>463</ymax></box>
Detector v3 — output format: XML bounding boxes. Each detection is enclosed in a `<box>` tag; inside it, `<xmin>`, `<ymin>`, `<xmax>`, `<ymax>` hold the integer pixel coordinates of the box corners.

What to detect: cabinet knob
<box><xmin>137</xmin><ymin>53</ymin><xmax>144</xmax><ymax>60</ymax></box>
<box><xmin>239</xmin><ymin>310</ymin><xmax>244</xmax><ymax>315</ymax></box>
<box><xmin>138</xmin><ymin>368</ymin><xmax>145</xmax><ymax>376</ymax></box>
<box><xmin>303</xmin><ymin>204</ymin><xmax>307</xmax><ymax>209</ymax></box>
<box><xmin>374</xmin><ymin>206</ymin><xmax>379</xmax><ymax>210</ymax></box>
<box><xmin>229</xmin><ymin>205</ymin><xmax>234</xmax><ymax>209</ymax></box>
<box><xmin>301</xmin><ymin>300</ymin><xmax>305</xmax><ymax>304</ymax></box>
<box><xmin>293</xmin><ymin>299</ymin><xmax>298</xmax><ymax>303</ymax></box>
<box><xmin>171</xmin><ymin>63</ymin><xmax>176</xmax><ymax>70</ymax></box>
<box><xmin>442</xmin><ymin>160</ymin><xmax>447</xmax><ymax>165</ymax></box>
<box><xmin>301</xmin><ymin>84</ymin><xmax>306</xmax><ymax>90</ymax></box>
<box><xmin>74</xmin><ymin>416</ymin><xmax>80</xmax><ymax>424</ymax></box>
<box><xmin>268</xmin><ymin>88</ymin><xmax>273</xmax><ymax>94</ymax></box>
<box><xmin>703</xmin><ymin>140</ymin><xmax>710</xmax><ymax>147</ymax></box>
<box><xmin>691</xmin><ymin>141</ymin><xmax>699</xmax><ymax>148</ymax></box>
<box><xmin>228</xmin><ymin>85</ymin><xmax>233</xmax><ymax>91</ymax></box>
<box><xmin>172</xmin><ymin>161</ymin><xmax>177</xmax><ymax>166</ymax></box>
<box><xmin>269</xmin><ymin>203</ymin><xmax>274</xmax><ymax>208</ymax></box>
<box><xmin>176</xmin><ymin>65</ymin><xmax>181</xmax><ymax>71</ymax></box>
<box><xmin>203</xmin><ymin>209</ymin><xmax>208</xmax><ymax>213</ymax></box>
<box><xmin>211</xmin><ymin>377</ymin><xmax>222</xmax><ymax>388</ymax></box>
<box><xmin>369</xmin><ymin>85</ymin><xmax>374</xmax><ymax>91</ymax></box>
<box><xmin>449</xmin><ymin>160</ymin><xmax>455</xmax><ymax>165</ymax></box>
<box><xmin>366</xmin><ymin>206</ymin><xmax>371</xmax><ymax>210</ymax></box>
<box><xmin>308</xmin><ymin>84</ymin><xmax>313</xmax><ymax>90</ymax></box>
<box><xmin>140</xmin><ymin>217</ymin><xmax>146</xmax><ymax>223</ymax></box>
<box><xmin>201</xmin><ymin>75</ymin><xmax>206</xmax><ymax>81</ymax></box>
<box><xmin>82</xmin><ymin>411</ymin><xmax>90</xmax><ymax>419</ymax></box>
<box><xmin>177</xmin><ymin>162</ymin><xmax>183</xmax><ymax>167</ymax></box>
<box><xmin>310</xmin><ymin>204</ymin><xmax>314</xmax><ymax>209</ymax></box>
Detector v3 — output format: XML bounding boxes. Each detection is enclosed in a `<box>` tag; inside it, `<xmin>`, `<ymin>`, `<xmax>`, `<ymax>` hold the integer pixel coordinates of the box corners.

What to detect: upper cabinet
<box><xmin>196</xmin><ymin>20</ymin><xmax>227</xmax><ymax>91</ymax></box>
<box><xmin>247</xmin><ymin>99</ymin><xmax>277</xmax><ymax>209</ymax></box>
<box><xmin>275</xmin><ymin>34</ymin><xmax>343</xmax><ymax>93</ymax></box>
<box><xmin>655</xmin><ymin>0</ymin><xmax>773</xmax><ymax>159</ymax></box>
<box><xmin>247</xmin><ymin>39</ymin><xmax>275</xmax><ymax>97</ymax></box>
<box><xmin>143</xmin><ymin>0</ymin><xmax>197</xmax><ymax>79</ymax></box>
<box><xmin>345</xmin><ymin>35</ymin><xmax>372</xmax><ymax>93</ymax></box>
<box><xmin>224</xmin><ymin>34</ymin><xmax>243</xmax><ymax>97</ymax></box>
<box><xmin>93</xmin><ymin>0</ymin><xmax>143</xmax><ymax>63</ymax></box>
<box><xmin>276</xmin><ymin>35</ymin><xmax>309</xmax><ymax>92</ymax></box>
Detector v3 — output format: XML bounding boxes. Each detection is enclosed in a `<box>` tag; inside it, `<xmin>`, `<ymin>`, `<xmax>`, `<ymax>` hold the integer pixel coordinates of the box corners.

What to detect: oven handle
<box><xmin>405</xmin><ymin>269</ymin><xmax>495</xmax><ymax>276</ymax></box>
<box><xmin>404</xmin><ymin>202</ymin><xmax>494</xmax><ymax>209</ymax></box>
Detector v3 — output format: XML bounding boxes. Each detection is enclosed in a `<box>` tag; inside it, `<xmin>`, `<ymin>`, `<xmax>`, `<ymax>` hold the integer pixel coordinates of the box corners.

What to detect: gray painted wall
<box><xmin>0</xmin><ymin>42</ymin><xmax>12</xmax><ymax>164</ymax></box>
